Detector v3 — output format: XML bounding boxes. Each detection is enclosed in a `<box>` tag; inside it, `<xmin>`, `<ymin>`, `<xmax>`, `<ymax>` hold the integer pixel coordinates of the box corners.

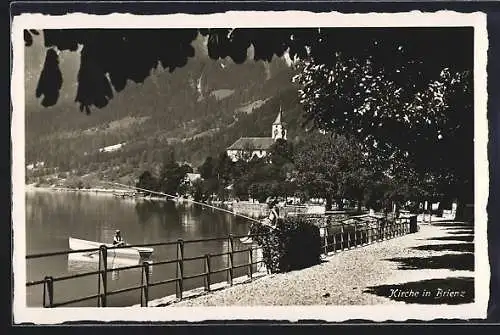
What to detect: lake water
<box><xmin>25</xmin><ymin>189</ymin><xmax>261</xmax><ymax>307</ymax></box>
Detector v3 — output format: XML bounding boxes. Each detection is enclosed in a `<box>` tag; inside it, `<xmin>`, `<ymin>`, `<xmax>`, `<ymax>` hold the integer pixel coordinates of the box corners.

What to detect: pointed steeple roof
<box><xmin>273</xmin><ymin>106</ymin><xmax>284</xmax><ymax>125</ymax></box>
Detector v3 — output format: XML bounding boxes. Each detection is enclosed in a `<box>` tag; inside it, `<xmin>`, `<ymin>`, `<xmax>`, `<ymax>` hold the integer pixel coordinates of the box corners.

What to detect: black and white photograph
<box><xmin>11</xmin><ymin>10</ymin><xmax>489</xmax><ymax>323</ymax></box>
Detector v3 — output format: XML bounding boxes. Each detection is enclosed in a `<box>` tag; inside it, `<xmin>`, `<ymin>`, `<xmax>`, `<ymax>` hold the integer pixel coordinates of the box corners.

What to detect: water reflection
<box><xmin>67</xmin><ymin>253</ymin><xmax>154</xmax><ymax>281</ymax></box>
<box><xmin>26</xmin><ymin>190</ymin><xmax>253</xmax><ymax>306</ymax></box>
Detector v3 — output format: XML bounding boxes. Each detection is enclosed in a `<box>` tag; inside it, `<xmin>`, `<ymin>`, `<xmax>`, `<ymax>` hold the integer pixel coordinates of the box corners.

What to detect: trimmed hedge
<box><xmin>249</xmin><ymin>216</ymin><xmax>322</xmax><ymax>273</ymax></box>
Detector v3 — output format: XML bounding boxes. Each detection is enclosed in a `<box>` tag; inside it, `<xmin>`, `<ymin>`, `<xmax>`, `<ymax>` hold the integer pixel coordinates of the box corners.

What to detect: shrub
<box><xmin>250</xmin><ymin>216</ymin><xmax>322</xmax><ymax>273</ymax></box>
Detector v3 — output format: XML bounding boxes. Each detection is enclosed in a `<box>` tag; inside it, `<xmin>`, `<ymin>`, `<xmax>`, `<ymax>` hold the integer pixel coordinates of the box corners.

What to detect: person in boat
<box><xmin>240</xmin><ymin>201</ymin><xmax>279</xmax><ymax>244</ymax></box>
<box><xmin>113</xmin><ymin>230</ymin><xmax>125</xmax><ymax>247</ymax></box>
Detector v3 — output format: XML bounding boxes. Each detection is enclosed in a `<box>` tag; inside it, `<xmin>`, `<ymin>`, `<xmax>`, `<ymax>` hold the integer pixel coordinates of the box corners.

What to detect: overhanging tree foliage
<box><xmin>25</xmin><ymin>28</ymin><xmax>472</xmax><ymax>112</ymax></box>
<box><xmin>293</xmin><ymin>47</ymin><xmax>473</xmax><ymax>212</ymax></box>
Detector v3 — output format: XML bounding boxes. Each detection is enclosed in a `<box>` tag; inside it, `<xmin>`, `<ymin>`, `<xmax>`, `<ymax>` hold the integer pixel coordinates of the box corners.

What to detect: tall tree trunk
<box><xmin>336</xmin><ymin>198</ymin><xmax>344</xmax><ymax>210</ymax></box>
<box><xmin>395</xmin><ymin>202</ymin><xmax>401</xmax><ymax>218</ymax></box>
<box><xmin>325</xmin><ymin>195</ymin><xmax>333</xmax><ymax>211</ymax></box>
<box><xmin>428</xmin><ymin>199</ymin><xmax>432</xmax><ymax>224</ymax></box>
<box><xmin>454</xmin><ymin>198</ymin><xmax>473</xmax><ymax>222</ymax></box>
<box><xmin>455</xmin><ymin>180</ymin><xmax>474</xmax><ymax>222</ymax></box>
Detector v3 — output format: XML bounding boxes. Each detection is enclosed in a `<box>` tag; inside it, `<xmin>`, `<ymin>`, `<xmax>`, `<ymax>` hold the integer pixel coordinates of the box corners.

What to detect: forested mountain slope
<box><xmin>25</xmin><ymin>34</ymin><xmax>307</xmax><ymax>182</ymax></box>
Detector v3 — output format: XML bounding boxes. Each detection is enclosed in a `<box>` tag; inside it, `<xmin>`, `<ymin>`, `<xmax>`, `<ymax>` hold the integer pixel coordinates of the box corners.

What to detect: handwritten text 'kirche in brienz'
<box><xmin>389</xmin><ymin>288</ymin><xmax>467</xmax><ymax>299</ymax></box>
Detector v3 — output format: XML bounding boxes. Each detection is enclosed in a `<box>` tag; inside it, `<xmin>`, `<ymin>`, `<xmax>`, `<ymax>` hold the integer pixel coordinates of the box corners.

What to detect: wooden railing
<box><xmin>319</xmin><ymin>215</ymin><xmax>417</xmax><ymax>254</ymax></box>
<box><xmin>26</xmin><ymin>233</ymin><xmax>267</xmax><ymax>308</ymax></box>
<box><xmin>26</xmin><ymin>215</ymin><xmax>417</xmax><ymax>308</ymax></box>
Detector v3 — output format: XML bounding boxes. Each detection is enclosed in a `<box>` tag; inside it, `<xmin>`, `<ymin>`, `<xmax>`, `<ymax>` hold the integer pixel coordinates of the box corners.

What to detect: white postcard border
<box><xmin>11</xmin><ymin>10</ymin><xmax>489</xmax><ymax>324</ymax></box>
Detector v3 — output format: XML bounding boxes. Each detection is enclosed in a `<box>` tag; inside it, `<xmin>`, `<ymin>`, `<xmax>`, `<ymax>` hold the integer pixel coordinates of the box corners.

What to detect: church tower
<box><xmin>272</xmin><ymin>107</ymin><xmax>287</xmax><ymax>140</ymax></box>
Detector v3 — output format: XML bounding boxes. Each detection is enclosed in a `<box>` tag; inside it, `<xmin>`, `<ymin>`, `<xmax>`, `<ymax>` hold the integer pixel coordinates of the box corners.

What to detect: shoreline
<box><xmin>25</xmin><ymin>184</ymin><xmax>171</xmax><ymax>201</ymax></box>
<box><xmin>26</xmin><ymin>184</ymin><xmax>134</xmax><ymax>194</ymax></box>
<box><xmin>25</xmin><ymin>185</ymin><xmax>230</xmax><ymax>205</ymax></box>
<box><xmin>25</xmin><ymin>185</ymin><xmax>449</xmax><ymax>223</ymax></box>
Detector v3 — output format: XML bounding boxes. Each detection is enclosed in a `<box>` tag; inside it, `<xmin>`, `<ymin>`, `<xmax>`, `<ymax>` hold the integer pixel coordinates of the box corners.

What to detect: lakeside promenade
<box><xmin>166</xmin><ymin>219</ymin><xmax>474</xmax><ymax>306</ymax></box>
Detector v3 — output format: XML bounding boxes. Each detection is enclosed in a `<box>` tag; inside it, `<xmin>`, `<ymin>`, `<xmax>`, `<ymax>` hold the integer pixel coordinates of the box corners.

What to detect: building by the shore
<box><xmin>226</xmin><ymin>108</ymin><xmax>287</xmax><ymax>162</ymax></box>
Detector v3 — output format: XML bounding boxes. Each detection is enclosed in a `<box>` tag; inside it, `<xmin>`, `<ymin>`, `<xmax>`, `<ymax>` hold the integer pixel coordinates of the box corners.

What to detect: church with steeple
<box><xmin>226</xmin><ymin>108</ymin><xmax>287</xmax><ymax>162</ymax></box>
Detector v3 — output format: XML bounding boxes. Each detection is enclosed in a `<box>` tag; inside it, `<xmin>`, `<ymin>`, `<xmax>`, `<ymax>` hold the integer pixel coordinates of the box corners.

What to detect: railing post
<box><xmin>354</xmin><ymin>224</ymin><xmax>358</xmax><ymax>247</ymax></box>
<box><xmin>380</xmin><ymin>219</ymin><xmax>384</xmax><ymax>240</ymax></box>
<box><xmin>97</xmin><ymin>248</ymin><xmax>101</xmax><ymax>307</ymax></box>
<box><xmin>247</xmin><ymin>248</ymin><xmax>253</xmax><ymax>280</ymax></box>
<box><xmin>140</xmin><ymin>262</ymin><xmax>144</xmax><ymax>307</ymax></box>
<box><xmin>141</xmin><ymin>261</ymin><xmax>150</xmax><ymax>307</ymax></box>
<box><xmin>377</xmin><ymin>219</ymin><xmax>384</xmax><ymax>241</ymax></box>
<box><xmin>323</xmin><ymin>226</ymin><xmax>328</xmax><ymax>254</ymax></box>
<box><xmin>361</xmin><ymin>225</ymin><xmax>365</xmax><ymax>245</ymax></box>
<box><xmin>365</xmin><ymin>223</ymin><xmax>369</xmax><ymax>245</ymax></box>
<box><xmin>333</xmin><ymin>233</ymin><xmax>337</xmax><ymax>252</ymax></box>
<box><xmin>340</xmin><ymin>224</ymin><xmax>345</xmax><ymax>250</ymax></box>
<box><xmin>176</xmin><ymin>239</ymin><xmax>184</xmax><ymax>300</ymax></box>
<box><xmin>347</xmin><ymin>227</ymin><xmax>351</xmax><ymax>249</ymax></box>
<box><xmin>43</xmin><ymin>276</ymin><xmax>54</xmax><ymax>308</ymax></box>
<box><xmin>204</xmin><ymin>254</ymin><xmax>211</xmax><ymax>292</ymax></box>
<box><xmin>227</xmin><ymin>234</ymin><xmax>234</xmax><ymax>285</ymax></box>
<box><xmin>99</xmin><ymin>245</ymin><xmax>108</xmax><ymax>307</ymax></box>
<box><xmin>383</xmin><ymin>218</ymin><xmax>387</xmax><ymax>240</ymax></box>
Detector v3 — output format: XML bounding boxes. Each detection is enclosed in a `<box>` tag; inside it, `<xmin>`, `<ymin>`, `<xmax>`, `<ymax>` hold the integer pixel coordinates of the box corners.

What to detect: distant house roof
<box><xmin>186</xmin><ymin>173</ymin><xmax>201</xmax><ymax>182</ymax></box>
<box><xmin>99</xmin><ymin>142</ymin><xmax>126</xmax><ymax>153</ymax></box>
<box><xmin>227</xmin><ymin>137</ymin><xmax>275</xmax><ymax>150</ymax></box>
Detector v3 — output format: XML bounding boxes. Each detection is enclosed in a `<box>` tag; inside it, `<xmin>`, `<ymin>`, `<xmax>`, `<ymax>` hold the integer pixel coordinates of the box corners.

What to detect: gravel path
<box><xmin>169</xmin><ymin>220</ymin><xmax>474</xmax><ymax>306</ymax></box>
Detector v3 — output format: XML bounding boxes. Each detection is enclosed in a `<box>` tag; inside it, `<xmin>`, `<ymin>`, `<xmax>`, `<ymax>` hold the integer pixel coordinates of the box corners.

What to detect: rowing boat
<box><xmin>69</xmin><ymin>237</ymin><xmax>154</xmax><ymax>259</ymax></box>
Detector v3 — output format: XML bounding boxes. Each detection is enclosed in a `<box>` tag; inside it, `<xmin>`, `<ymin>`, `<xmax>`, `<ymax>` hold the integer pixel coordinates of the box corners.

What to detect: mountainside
<box><xmin>25</xmin><ymin>37</ymin><xmax>308</xmax><ymax>184</ymax></box>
